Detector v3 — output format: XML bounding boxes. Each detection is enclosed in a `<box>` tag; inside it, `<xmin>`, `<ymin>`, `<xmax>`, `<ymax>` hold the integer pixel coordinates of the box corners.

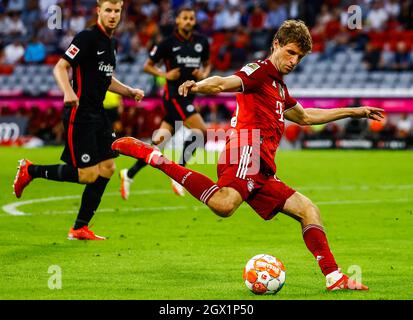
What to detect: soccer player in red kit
<box><xmin>112</xmin><ymin>20</ymin><xmax>383</xmax><ymax>290</ymax></box>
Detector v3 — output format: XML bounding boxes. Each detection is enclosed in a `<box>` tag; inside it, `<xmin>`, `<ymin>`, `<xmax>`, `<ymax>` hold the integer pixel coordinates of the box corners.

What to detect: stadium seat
<box><xmin>330</xmin><ymin>62</ymin><xmax>344</xmax><ymax>73</ymax></box>
<box><xmin>302</xmin><ymin>63</ymin><xmax>316</xmax><ymax>74</ymax></box>
<box><xmin>348</xmin><ymin>82</ymin><xmax>362</xmax><ymax>89</ymax></box>
<box><xmin>397</xmin><ymin>73</ymin><xmax>413</xmax><ymax>88</ymax></box>
<box><xmin>344</xmin><ymin>63</ymin><xmax>360</xmax><ymax>72</ymax></box>
<box><xmin>13</xmin><ymin>65</ymin><xmax>25</xmax><ymax>75</ymax></box>
<box><xmin>312</xmin><ymin>73</ymin><xmax>325</xmax><ymax>84</ymax></box>
<box><xmin>348</xmin><ymin>51</ymin><xmax>364</xmax><ymax>63</ymax></box>
<box><xmin>25</xmin><ymin>65</ymin><xmax>40</xmax><ymax>75</ymax></box>
<box><xmin>326</xmin><ymin>73</ymin><xmax>339</xmax><ymax>83</ymax></box>
<box><xmin>116</xmin><ymin>64</ymin><xmax>130</xmax><ymax>73</ymax></box>
<box><xmin>364</xmin><ymin>82</ymin><xmax>379</xmax><ymax>89</ymax></box>
<box><xmin>131</xmin><ymin>64</ymin><xmax>142</xmax><ymax>74</ymax></box>
<box><xmin>124</xmin><ymin>74</ymin><xmax>136</xmax><ymax>86</ymax></box>
<box><xmin>38</xmin><ymin>65</ymin><xmax>52</xmax><ymax>76</ymax></box>
<box><xmin>353</xmin><ymin>71</ymin><xmax>368</xmax><ymax>82</ymax></box>
<box><xmin>296</xmin><ymin>73</ymin><xmax>309</xmax><ymax>85</ymax></box>
<box><xmin>382</xmin><ymin>72</ymin><xmax>398</xmax><ymax>83</ymax></box>
<box><xmin>341</xmin><ymin>72</ymin><xmax>354</xmax><ymax>82</ymax></box>
<box><xmin>314</xmin><ymin>62</ymin><xmax>330</xmax><ymax>72</ymax></box>
<box><xmin>305</xmin><ymin>52</ymin><xmax>320</xmax><ymax>63</ymax></box>
<box><xmin>369</xmin><ymin>71</ymin><xmax>384</xmax><ymax>83</ymax></box>
<box><xmin>334</xmin><ymin>52</ymin><xmax>348</xmax><ymax>64</ymax></box>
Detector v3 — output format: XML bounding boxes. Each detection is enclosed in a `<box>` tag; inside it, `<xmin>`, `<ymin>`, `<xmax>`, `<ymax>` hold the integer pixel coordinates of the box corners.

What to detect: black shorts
<box><xmin>104</xmin><ymin>107</ymin><xmax>120</xmax><ymax>125</ymax></box>
<box><xmin>61</xmin><ymin>106</ymin><xmax>118</xmax><ymax>168</ymax></box>
<box><xmin>163</xmin><ymin>95</ymin><xmax>197</xmax><ymax>126</ymax></box>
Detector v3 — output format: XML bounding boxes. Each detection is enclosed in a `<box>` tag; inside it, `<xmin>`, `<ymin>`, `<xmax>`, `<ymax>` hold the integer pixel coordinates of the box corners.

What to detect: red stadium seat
<box><xmin>44</xmin><ymin>54</ymin><xmax>61</xmax><ymax>65</ymax></box>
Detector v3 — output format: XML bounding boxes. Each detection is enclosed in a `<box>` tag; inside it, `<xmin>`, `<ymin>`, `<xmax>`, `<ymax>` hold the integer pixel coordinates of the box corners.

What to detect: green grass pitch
<box><xmin>0</xmin><ymin>146</ymin><xmax>412</xmax><ymax>300</ymax></box>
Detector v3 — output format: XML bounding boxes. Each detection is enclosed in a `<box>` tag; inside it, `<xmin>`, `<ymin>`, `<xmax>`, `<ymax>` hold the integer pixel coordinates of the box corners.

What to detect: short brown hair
<box><xmin>273</xmin><ymin>20</ymin><xmax>312</xmax><ymax>54</ymax></box>
<box><xmin>96</xmin><ymin>0</ymin><xmax>123</xmax><ymax>7</ymax></box>
<box><xmin>176</xmin><ymin>6</ymin><xmax>195</xmax><ymax>17</ymax></box>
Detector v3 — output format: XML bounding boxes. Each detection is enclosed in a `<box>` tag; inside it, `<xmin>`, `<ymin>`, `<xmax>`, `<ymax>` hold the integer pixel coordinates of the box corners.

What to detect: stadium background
<box><xmin>0</xmin><ymin>0</ymin><xmax>412</xmax><ymax>149</ymax></box>
<box><xmin>1</xmin><ymin>0</ymin><xmax>413</xmax><ymax>302</ymax></box>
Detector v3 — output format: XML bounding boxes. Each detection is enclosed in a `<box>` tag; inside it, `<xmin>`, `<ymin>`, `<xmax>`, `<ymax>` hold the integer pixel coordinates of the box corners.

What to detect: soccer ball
<box><xmin>243</xmin><ymin>254</ymin><xmax>286</xmax><ymax>295</ymax></box>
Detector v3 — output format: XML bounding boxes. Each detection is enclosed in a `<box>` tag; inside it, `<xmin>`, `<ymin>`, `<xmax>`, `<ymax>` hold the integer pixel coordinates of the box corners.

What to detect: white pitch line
<box><xmin>2</xmin><ymin>188</ymin><xmax>411</xmax><ymax>217</ymax></box>
<box><xmin>32</xmin><ymin>205</ymin><xmax>208</xmax><ymax>216</ymax></box>
<box><xmin>2</xmin><ymin>184</ymin><xmax>412</xmax><ymax>216</ymax></box>
<box><xmin>1</xmin><ymin>189</ymin><xmax>171</xmax><ymax>216</ymax></box>
<box><xmin>316</xmin><ymin>198</ymin><xmax>411</xmax><ymax>205</ymax></box>
<box><xmin>2</xmin><ymin>195</ymin><xmax>80</xmax><ymax>216</ymax></box>
<box><xmin>296</xmin><ymin>184</ymin><xmax>413</xmax><ymax>191</ymax></box>
<box><xmin>36</xmin><ymin>198</ymin><xmax>411</xmax><ymax>216</ymax></box>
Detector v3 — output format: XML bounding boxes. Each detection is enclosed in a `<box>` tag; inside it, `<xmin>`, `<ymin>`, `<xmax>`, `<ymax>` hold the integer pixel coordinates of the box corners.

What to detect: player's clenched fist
<box><xmin>63</xmin><ymin>91</ymin><xmax>79</xmax><ymax>107</ymax></box>
<box><xmin>178</xmin><ymin>80</ymin><xmax>197</xmax><ymax>97</ymax></box>
<box><xmin>128</xmin><ymin>87</ymin><xmax>145</xmax><ymax>102</ymax></box>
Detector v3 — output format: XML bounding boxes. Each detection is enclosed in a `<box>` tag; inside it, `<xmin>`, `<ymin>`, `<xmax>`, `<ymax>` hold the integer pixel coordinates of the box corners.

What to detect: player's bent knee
<box><xmin>98</xmin><ymin>159</ymin><xmax>116</xmax><ymax>178</ymax></box>
<box><xmin>303</xmin><ymin>200</ymin><xmax>322</xmax><ymax>224</ymax></box>
<box><xmin>210</xmin><ymin>202</ymin><xmax>235</xmax><ymax>218</ymax></box>
<box><xmin>283</xmin><ymin>192</ymin><xmax>322</xmax><ymax>224</ymax></box>
<box><xmin>104</xmin><ymin>162</ymin><xmax>116</xmax><ymax>176</ymax></box>
<box><xmin>208</xmin><ymin>196</ymin><xmax>237</xmax><ymax>218</ymax></box>
<box><xmin>78</xmin><ymin>168</ymin><xmax>99</xmax><ymax>184</ymax></box>
<box><xmin>207</xmin><ymin>188</ymin><xmax>240</xmax><ymax>217</ymax></box>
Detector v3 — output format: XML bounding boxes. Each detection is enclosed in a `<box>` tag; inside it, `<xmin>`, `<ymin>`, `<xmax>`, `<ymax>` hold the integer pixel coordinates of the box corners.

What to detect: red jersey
<box><xmin>230</xmin><ymin>59</ymin><xmax>298</xmax><ymax>174</ymax></box>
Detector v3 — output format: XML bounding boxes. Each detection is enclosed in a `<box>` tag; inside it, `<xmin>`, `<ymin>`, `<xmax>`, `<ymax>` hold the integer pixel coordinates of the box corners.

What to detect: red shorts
<box><xmin>216</xmin><ymin>145</ymin><xmax>296</xmax><ymax>220</ymax></box>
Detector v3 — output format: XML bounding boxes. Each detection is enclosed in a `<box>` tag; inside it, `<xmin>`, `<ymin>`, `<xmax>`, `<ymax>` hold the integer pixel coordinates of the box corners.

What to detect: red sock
<box><xmin>154</xmin><ymin>157</ymin><xmax>219</xmax><ymax>204</ymax></box>
<box><xmin>302</xmin><ymin>224</ymin><xmax>339</xmax><ymax>276</ymax></box>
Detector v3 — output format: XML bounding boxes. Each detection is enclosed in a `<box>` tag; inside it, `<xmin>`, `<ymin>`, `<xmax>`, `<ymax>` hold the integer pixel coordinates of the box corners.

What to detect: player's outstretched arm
<box><xmin>109</xmin><ymin>76</ymin><xmax>144</xmax><ymax>102</ymax></box>
<box><xmin>178</xmin><ymin>75</ymin><xmax>242</xmax><ymax>97</ymax></box>
<box><xmin>284</xmin><ymin>102</ymin><xmax>384</xmax><ymax>125</ymax></box>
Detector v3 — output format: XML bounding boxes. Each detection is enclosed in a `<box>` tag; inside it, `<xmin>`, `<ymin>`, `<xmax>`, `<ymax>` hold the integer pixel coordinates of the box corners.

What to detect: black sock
<box><xmin>74</xmin><ymin>176</ymin><xmax>110</xmax><ymax>229</ymax></box>
<box><xmin>28</xmin><ymin>164</ymin><xmax>78</xmax><ymax>183</ymax></box>
<box><xmin>179</xmin><ymin>137</ymin><xmax>198</xmax><ymax>166</ymax></box>
<box><xmin>127</xmin><ymin>159</ymin><xmax>147</xmax><ymax>179</ymax></box>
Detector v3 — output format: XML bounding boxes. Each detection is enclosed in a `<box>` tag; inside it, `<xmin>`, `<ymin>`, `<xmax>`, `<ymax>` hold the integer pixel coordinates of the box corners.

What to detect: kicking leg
<box><xmin>168</xmin><ymin>114</ymin><xmax>208</xmax><ymax>196</ymax></box>
<box><xmin>112</xmin><ymin>137</ymin><xmax>243</xmax><ymax>216</ymax></box>
<box><xmin>282</xmin><ymin>191</ymin><xmax>368</xmax><ymax>290</ymax></box>
<box><xmin>126</xmin><ymin>121</ymin><xmax>174</xmax><ymax>179</ymax></box>
<box><xmin>120</xmin><ymin>121</ymin><xmax>174</xmax><ymax>200</ymax></box>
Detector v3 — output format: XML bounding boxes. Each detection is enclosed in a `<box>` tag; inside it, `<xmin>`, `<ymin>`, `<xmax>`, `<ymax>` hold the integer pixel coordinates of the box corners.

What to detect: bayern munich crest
<box><xmin>247</xmin><ymin>178</ymin><xmax>255</xmax><ymax>192</ymax></box>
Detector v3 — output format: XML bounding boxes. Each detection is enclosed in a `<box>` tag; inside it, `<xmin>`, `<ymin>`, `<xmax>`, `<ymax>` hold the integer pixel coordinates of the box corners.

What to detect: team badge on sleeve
<box><xmin>65</xmin><ymin>44</ymin><xmax>80</xmax><ymax>59</ymax></box>
<box><xmin>240</xmin><ymin>63</ymin><xmax>260</xmax><ymax>76</ymax></box>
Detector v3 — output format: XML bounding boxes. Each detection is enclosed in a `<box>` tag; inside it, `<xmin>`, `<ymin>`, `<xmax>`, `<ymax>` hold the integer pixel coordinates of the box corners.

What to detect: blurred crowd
<box><xmin>1</xmin><ymin>0</ymin><xmax>413</xmax><ymax>71</ymax></box>
<box><xmin>1</xmin><ymin>99</ymin><xmax>412</xmax><ymax>146</ymax></box>
<box><xmin>1</xmin><ymin>0</ymin><xmax>413</xmax><ymax>146</ymax></box>
<box><xmin>285</xmin><ymin>110</ymin><xmax>413</xmax><ymax>147</ymax></box>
